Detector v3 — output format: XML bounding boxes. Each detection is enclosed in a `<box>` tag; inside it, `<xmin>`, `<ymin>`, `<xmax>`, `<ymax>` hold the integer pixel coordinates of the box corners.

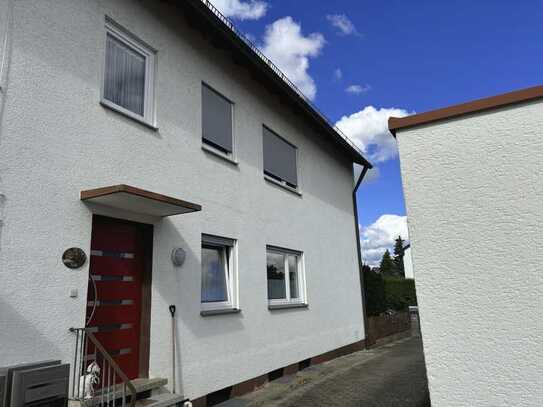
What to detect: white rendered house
<box><xmin>0</xmin><ymin>0</ymin><xmax>372</xmax><ymax>406</ymax></box>
<box><xmin>390</xmin><ymin>85</ymin><xmax>543</xmax><ymax>407</ymax></box>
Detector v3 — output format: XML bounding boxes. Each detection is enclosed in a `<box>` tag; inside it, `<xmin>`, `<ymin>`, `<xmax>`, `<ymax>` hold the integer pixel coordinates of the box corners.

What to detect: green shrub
<box><xmin>383</xmin><ymin>277</ymin><xmax>417</xmax><ymax>311</ymax></box>
<box><xmin>362</xmin><ymin>269</ymin><xmax>386</xmax><ymax>316</ymax></box>
<box><xmin>362</xmin><ymin>267</ymin><xmax>418</xmax><ymax>315</ymax></box>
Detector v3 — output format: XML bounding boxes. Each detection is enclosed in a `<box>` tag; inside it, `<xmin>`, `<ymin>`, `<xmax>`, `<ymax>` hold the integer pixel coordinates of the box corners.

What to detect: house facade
<box><xmin>0</xmin><ymin>0</ymin><xmax>372</xmax><ymax>404</ymax></box>
<box><xmin>390</xmin><ymin>86</ymin><xmax>543</xmax><ymax>407</ymax></box>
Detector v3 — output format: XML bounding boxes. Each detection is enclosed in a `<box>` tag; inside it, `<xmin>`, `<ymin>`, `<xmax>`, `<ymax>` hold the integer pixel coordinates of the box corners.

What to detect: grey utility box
<box><xmin>0</xmin><ymin>361</ymin><xmax>62</xmax><ymax>407</ymax></box>
<box><xmin>10</xmin><ymin>364</ymin><xmax>69</xmax><ymax>407</ymax></box>
<box><xmin>0</xmin><ymin>372</ymin><xmax>7</xmax><ymax>407</ymax></box>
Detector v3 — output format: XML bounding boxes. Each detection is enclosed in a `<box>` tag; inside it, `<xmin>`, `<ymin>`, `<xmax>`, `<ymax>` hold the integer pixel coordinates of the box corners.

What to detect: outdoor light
<box><xmin>171</xmin><ymin>247</ymin><xmax>186</xmax><ymax>267</ymax></box>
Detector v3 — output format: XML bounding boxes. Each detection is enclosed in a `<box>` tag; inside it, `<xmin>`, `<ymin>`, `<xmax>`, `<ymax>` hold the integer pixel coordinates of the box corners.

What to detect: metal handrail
<box><xmin>198</xmin><ymin>0</ymin><xmax>364</xmax><ymax>158</ymax></box>
<box><xmin>69</xmin><ymin>327</ymin><xmax>136</xmax><ymax>407</ymax></box>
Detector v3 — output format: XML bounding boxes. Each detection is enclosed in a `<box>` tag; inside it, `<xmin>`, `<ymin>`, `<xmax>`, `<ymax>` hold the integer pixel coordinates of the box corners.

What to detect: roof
<box><xmin>177</xmin><ymin>0</ymin><xmax>372</xmax><ymax>168</ymax></box>
<box><xmin>389</xmin><ymin>85</ymin><xmax>543</xmax><ymax>135</ymax></box>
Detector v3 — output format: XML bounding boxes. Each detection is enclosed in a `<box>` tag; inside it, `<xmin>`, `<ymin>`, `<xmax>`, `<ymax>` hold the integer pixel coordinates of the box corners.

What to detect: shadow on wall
<box><xmin>0</xmin><ymin>297</ymin><xmax>62</xmax><ymax>365</ymax></box>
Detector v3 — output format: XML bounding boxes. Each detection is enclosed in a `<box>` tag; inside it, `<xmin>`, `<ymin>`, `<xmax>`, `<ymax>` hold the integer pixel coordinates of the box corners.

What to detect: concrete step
<box><xmin>135</xmin><ymin>393</ymin><xmax>187</xmax><ymax>407</ymax></box>
<box><xmin>132</xmin><ymin>378</ymin><xmax>169</xmax><ymax>395</ymax></box>
<box><xmin>78</xmin><ymin>377</ymin><xmax>169</xmax><ymax>406</ymax></box>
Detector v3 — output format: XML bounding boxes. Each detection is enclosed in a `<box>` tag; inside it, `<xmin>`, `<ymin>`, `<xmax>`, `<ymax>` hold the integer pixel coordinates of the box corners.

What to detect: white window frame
<box><xmin>201</xmin><ymin>234</ymin><xmax>239</xmax><ymax>313</ymax></box>
<box><xmin>101</xmin><ymin>17</ymin><xmax>157</xmax><ymax>128</ymax></box>
<box><xmin>201</xmin><ymin>82</ymin><xmax>237</xmax><ymax>164</ymax></box>
<box><xmin>266</xmin><ymin>246</ymin><xmax>307</xmax><ymax>307</ymax></box>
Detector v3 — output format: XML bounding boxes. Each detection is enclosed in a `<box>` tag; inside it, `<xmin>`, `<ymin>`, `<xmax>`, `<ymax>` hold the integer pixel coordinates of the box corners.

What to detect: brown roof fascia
<box><xmin>389</xmin><ymin>85</ymin><xmax>543</xmax><ymax>136</ymax></box>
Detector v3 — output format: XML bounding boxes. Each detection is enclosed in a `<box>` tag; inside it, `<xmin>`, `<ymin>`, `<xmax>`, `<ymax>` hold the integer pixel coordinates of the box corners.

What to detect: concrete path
<box><xmin>218</xmin><ymin>334</ymin><xmax>430</xmax><ymax>407</ymax></box>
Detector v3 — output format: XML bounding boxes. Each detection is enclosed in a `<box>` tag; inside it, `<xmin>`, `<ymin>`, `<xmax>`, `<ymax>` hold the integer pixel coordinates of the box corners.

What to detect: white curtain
<box><xmin>104</xmin><ymin>34</ymin><xmax>146</xmax><ymax>116</ymax></box>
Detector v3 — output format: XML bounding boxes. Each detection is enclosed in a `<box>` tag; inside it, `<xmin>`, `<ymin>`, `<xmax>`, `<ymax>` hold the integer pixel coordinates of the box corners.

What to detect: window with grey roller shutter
<box><xmin>202</xmin><ymin>84</ymin><xmax>233</xmax><ymax>153</ymax></box>
<box><xmin>263</xmin><ymin>126</ymin><xmax>298</xmax><ymax>187</ymax></box>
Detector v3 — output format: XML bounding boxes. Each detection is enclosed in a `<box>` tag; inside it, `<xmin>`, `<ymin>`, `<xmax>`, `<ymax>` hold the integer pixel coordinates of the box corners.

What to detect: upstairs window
<box><xmin>202</xmin><ymin>83</ymin><xmax>234</xmax><ymax>156</ymax></box>
<box><xmin>201</xmin><ymin>234</ymin><xmax>238</xmax><ymax>313</ymax></box>
<box><xmin>263</xmin><ymin>126</ymin><xmax>298</xmax><ymax>189</ymax></box>
<box><xmin>266</xmin><ymin>246</ymin><xmax>306</xmax><ymax>307</ymax></box>
<box><xmin>102</xmin><ymin>19</ymin><xmax>156</xmax><ymax>126</ymax></box>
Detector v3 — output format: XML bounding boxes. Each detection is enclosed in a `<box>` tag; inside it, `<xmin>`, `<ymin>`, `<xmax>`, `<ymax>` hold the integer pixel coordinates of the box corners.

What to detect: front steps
<box><xmin>71</xmin><ymin>377</ymin><xmax>187</xmax><ymax>407</ymax></box>
<box><xmin>134</xmin><ymin>378</ymin><xmax>186</xmax><ymax>407</ymax></box>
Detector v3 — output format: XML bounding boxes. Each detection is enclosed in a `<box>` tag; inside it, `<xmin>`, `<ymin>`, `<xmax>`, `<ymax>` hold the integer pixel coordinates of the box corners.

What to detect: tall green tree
<box><xmin>379</xmin><ymin>249</ymin><xmax>395</xmax><ymax>277</ymax></box>
<box><xmin>393</xmin><ymin>236</ymin><xmax>406</xmax><ymax>278</ymax></box>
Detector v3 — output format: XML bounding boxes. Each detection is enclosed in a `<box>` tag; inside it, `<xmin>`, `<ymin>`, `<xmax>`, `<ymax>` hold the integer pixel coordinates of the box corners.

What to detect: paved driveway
<box><xmin>218</xmin><ymin>334</ymin><xmax>431</xmax><ymax>407</ymax></box>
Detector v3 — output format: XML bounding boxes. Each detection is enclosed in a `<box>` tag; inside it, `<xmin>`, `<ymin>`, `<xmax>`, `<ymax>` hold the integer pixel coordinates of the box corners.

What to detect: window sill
<box><xmin>200</xmin><ymin>308</ymin><xmax>241</xmax><ymax>316</ymax></box>
<box><xmin>264</xmin><ymin>175</ymin><xmax>302</xmax><ymax>196</ymax></box>
<box><xmin>202</xmin><ymin>144</ymin><xmax>239</xmax><ymax>166</ymax></box>
<box><xmin>100</xmin><ymin>100</ymin><xmax>158</xmax><ymax>131</ymax></box>
<box><xmin>268</xmin><ymin>303</ymin><xmax>308</xmax><ymax>310</ymax></box>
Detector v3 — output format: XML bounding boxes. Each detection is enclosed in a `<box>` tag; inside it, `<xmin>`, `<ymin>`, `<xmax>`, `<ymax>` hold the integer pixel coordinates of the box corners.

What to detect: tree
<box><xmin>393</xmin><ymin>236</ymin><xmax>406</xmax><ymax>278</ymax></box>
<box><xmin>379</xmin><ymin>250</ymin><xmax>395</xmax><ymax>277</ymax></box>
<box><xmin>362</xmin><ymin>265</ymin><xmax>386</xmax><ymax>316</ymax></box>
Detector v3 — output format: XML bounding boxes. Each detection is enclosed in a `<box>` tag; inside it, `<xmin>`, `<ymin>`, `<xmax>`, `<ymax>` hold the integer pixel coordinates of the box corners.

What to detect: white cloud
<box><xmin>346</xmin><ymin>84</ymin><xmax>371</xmax><ymax>94</ymax></box>
<box><xmin>260</xmin><ymin>17</ymin><xmax>325</xmax><ymax>100</ymax></box>
<box><xmin>212</xmin><ymin>0</ymin><xmax>268</xmax><ymax>20</ymax></box>
<box><xmin>361</xmin><ymin>215</ymin><xmax>409</xmax><ymax>267</ymax></box>
<box><xmin>334</xmin><ymin>68</ymin><xmax>343</xmax><ymax>81</ymax></box>
<box><xmin>326</xmin><ymin>14</ymin><xmax>360</xmax><ymax>36</ymax></box>
<box><xmin>336</xmin><ymin>106</ymin><xmax>412</xmax><ymax>162</ymax></box>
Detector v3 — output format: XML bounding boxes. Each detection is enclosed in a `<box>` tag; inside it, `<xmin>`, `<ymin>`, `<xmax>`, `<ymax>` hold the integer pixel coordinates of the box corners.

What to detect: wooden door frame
<box><xmin>91</xmin><ymin>215</ymin><xmax>154</xmax><ymax>379</ymax></box>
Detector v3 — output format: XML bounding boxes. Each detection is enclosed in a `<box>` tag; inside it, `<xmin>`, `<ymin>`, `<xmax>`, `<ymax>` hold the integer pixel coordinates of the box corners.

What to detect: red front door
<box><xmin>86</xmin><ymin>216</ymin><xmax>147</xmax><ymax>380</ymax></box>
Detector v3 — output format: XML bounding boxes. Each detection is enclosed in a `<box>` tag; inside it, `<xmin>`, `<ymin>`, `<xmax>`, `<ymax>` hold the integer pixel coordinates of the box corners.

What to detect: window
<box><xmin>266</xmin><ymin>246</ymin><xmax>306</xmax><ymax>307</ymax></box>
<box><xmin>201</xmin><ymin>234</ymin><xmax>238</xmax><ymax>313</ymax></box>
<box><xmin>102</xmin><ymin>18</ymin><xmax>156</xmax><ymax>126</ymax></box>
<box><xmin>263</xmin><ymin>126</ymin><xmax>298</xmax><ymax>189</ymax></box>
<box><xmin>202</xmin><ymin>83</ymin><xmax>234</xmax><ymax>157</ymax></box>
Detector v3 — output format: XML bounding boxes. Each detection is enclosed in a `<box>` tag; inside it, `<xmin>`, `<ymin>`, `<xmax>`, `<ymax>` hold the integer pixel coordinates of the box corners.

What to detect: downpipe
<box><xmin>353</xmin><ymin>164</ymin><xmax>370</xmax><ymax>345</ymax></box>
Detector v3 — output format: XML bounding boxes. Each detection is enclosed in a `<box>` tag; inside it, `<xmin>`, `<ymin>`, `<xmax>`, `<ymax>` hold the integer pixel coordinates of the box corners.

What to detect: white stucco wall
<box><xmin>396</xmin><ymin>100</ymin><xmax>543</xmax><ymax>406</ymax></box>
<box><xmin>0</xmin><ymin>0</ymin><xmax>364</xmax><ymax>400</ymax></box>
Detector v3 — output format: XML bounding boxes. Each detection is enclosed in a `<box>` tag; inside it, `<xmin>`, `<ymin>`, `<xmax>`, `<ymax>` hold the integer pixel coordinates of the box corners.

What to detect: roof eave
<box><xmin>389</xmin><ymin>84</ymin><xmax>543</xmax><ymax>135</ymax></box>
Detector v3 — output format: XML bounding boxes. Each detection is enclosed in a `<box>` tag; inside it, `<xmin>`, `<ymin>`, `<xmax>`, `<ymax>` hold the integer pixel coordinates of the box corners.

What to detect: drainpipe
<box><xmin>353</xmin><ymin>164</ymin><xmax>370</xmax><ymax>347</ymax></box>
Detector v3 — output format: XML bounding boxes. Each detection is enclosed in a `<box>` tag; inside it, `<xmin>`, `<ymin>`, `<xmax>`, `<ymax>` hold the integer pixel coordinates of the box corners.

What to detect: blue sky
<box><xmin>212</xmin><ymin>0</ymin><xmax>543</xmax><ymax>265</ymax></box>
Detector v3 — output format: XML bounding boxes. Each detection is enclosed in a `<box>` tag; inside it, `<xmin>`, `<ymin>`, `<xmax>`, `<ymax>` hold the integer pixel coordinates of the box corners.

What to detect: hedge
<box><xmin>363</xmin><ymin>269</ymin><xmax>417</xmax><ymax>316</ymax></box>
<box><xmin>383</xmin><ymin>277</ymin><xmax>417</xmax><ymax>312</ymax></box>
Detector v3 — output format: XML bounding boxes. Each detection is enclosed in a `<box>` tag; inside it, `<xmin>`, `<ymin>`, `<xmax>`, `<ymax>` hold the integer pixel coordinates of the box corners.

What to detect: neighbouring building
<box><xmin>403</xmin><ymin>244</ymin><xmax>414</xmax><ymax>279</ymax></box>
<box><xmin>0</xmin><ymin>0</ymin><xmax>373</xmax><ymax>406</ymax></box>
<box><xmin>389</xmin><ymin>85</ymin><xmax>543</xmax><ymax>407</ymax></box>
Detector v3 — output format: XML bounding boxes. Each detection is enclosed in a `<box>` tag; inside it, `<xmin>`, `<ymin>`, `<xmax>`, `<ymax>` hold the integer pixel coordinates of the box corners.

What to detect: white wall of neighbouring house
<box><xmin>0</xmin><ymin>0</ymin><xmax>364</xmax><ymax>400</ymax></box>
<box><xmin>396</xmin><ymin>100</ymin><xmax>543</xmax><ymax>407</ymax></box>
